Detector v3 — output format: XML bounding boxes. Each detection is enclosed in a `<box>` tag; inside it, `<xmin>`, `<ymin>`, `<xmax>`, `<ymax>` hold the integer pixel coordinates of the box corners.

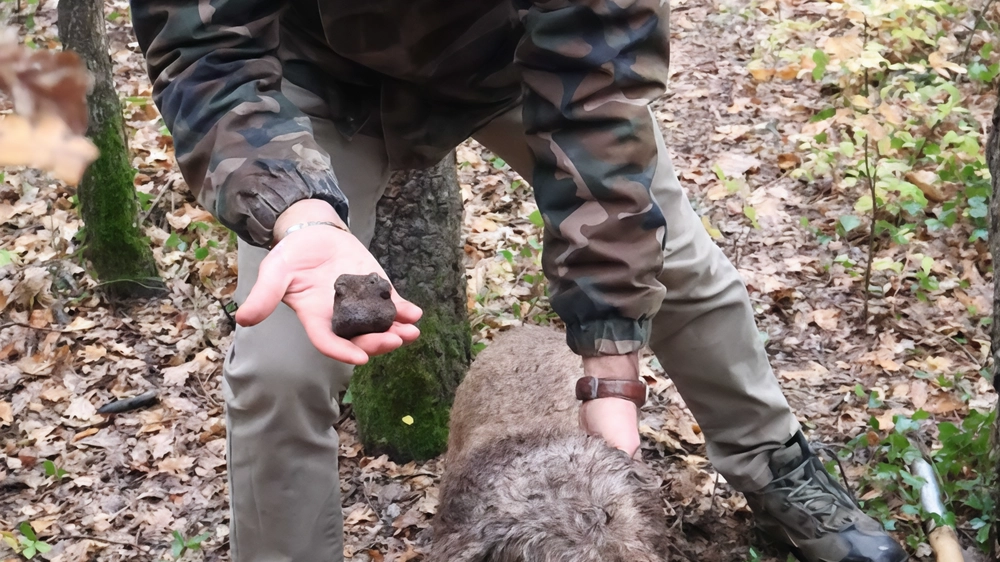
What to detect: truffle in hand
<box><xmin>332</xmin><ymin>273</ymin><xmax>396</xmax><ymax>339</ymax></box>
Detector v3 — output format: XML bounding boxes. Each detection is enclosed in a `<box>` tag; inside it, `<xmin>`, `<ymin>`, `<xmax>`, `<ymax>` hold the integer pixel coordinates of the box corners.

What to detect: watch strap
<box><xmin>575</xmin><ymin>376</ymin><xmax>648</xmax><ymax>409</ymax></box>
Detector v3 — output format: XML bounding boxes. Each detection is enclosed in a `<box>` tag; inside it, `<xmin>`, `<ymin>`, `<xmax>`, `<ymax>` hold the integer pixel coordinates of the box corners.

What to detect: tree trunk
<box><xmin>57</xmin><ymin>0</ymin><xmax>162</xmax><ymax>298</ymax></box>
<box><xmin>986</xmin><ymin>86</ymin><xmax>1000</xmax><ymax>559</ymax></box>
<box><xmin>350</xmin><ymin>152</ymin><xmax>471</xmax><ymax>462</ymax></box>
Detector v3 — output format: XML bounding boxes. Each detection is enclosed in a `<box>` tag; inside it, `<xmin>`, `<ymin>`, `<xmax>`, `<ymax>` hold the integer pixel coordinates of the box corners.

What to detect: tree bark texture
<box><xmin>351</xmin><ymin>152</ymin><xmax>471</xmax><ymax>462</ymax></box>
<box><xmin>57</xmin><ymin>0</ymin><xmax>161</xmax><ymax>297</ymax></box>
<box><xmin>986</xmin><ymin>85</ymin><xmax>999</xmax><ymax>559</ymax></box>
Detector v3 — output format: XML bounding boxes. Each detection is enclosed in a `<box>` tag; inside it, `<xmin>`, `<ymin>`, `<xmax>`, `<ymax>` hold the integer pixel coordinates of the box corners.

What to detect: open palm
<box><xmin>234</xmin><ymin>226</ymin><xmax>423</xmax><ymax>364</ymax></box>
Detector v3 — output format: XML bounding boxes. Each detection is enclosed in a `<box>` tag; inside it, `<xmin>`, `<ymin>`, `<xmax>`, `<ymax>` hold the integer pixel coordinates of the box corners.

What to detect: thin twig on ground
<box><xmin>140</xmin><ymin>178</ymin><xmax>174</xmax><ymax>224</ymax></box>
<box><xmin>960</xmin><ymin>0</ymin><xmax>996</xmax><ymax>65</ymax></box>
<box><xmin>0</xmin><ymin>321</ymin><xmax>69</xmax><ymax>333</ymax></box>
<box><xmin>860</xmin><ymin>18</ymin><xmax>879</xmax><ymax>326</ymax></box>
<box><xmin>59</xmin><ymin>535</ymin><xmax>137</xmax><ymax>547</ymax></box>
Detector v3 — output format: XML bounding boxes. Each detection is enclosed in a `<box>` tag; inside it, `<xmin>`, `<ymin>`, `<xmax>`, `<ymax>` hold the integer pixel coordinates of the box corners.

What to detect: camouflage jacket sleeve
<box><xmin>515</xmin><ymin>0</ymin><xmax>670</xmax><ymax>357</ymax></box>
<box><xmin>130</xmin><ymin>0</ymin><xmax>349</xmax><ymax>247</ymax></box>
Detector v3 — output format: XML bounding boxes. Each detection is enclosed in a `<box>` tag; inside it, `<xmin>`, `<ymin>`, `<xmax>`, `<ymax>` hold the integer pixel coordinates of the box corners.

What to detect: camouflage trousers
<box><xmin>221</xmin><ymin>80</ymin><xmax>801</xmax><ymax>562</ymax></box>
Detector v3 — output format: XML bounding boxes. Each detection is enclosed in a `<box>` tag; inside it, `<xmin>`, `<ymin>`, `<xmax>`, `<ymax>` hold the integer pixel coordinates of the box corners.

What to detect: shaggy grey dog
<box><xmin>431</xmin><ymin>325</ymin><xmax>671</xmax><ymax>562</ymax></box>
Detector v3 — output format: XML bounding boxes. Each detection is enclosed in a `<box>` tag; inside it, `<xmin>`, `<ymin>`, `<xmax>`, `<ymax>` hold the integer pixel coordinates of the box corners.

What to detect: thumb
<box><xmin>235</xmin><ymin>253</ymin><xmax>291</xmax><ymax>327</ymax></box>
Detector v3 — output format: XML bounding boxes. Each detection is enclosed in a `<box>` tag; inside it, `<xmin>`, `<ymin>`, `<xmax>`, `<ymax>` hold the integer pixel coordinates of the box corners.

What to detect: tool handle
<box><xmin>928</xmin><ymin>526</ymin><xmax>965</xmax><ymax>562</ymax></box>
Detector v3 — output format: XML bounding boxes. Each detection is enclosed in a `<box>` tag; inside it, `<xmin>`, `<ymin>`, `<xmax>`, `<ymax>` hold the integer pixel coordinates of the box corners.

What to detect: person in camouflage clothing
<box><xmin>130</xmin><ymin>0</ymin><xmax>908</xmax><ymax>561</ymax></box>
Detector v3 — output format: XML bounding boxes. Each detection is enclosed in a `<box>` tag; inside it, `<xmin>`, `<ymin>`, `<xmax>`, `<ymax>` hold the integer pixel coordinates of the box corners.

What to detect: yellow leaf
<box><xmin>877</xmin><ymin>102</ymin><xmax>904</xmax><ymax>126</ymax></box>
<box><xmin>874</xmin><ymin>410</ymin><xmax>898</xmax><ymax>432</ymax></box>
<box><xmin>850</xmin><ymin>95</ymin><xmax>872</xmax><ymax>109</ymax></box>
<box><xmin>811</xmin><ymin>309</ymin><xmax>840</xmax><ymax>331</ymax></box>
<box><xmin>181</xmin><ymin>202</ymin><xmax>214</xmax><ymax>224</ymax></box>
<box><xmin>401</xmin><ymin>415</ymin><xmax>414</xmax><ymax>425</ymax></box>
<box><xmin>705</xmin><ymin>182</ymin><xmax>730</xmax><ymax>201</ymax></box>
<box><xmin>157</xmin><ymin>455</ymin><xmax>196</xmax><ymax>477</ymax></box>
<box><xmin>2</xmin><ymin>531</ymin><xmax>18</xmax><ymax>550</ymax></box>
<box><xmin>937</xmin><ymin>35</ymin><xmax>959</xmax><ymax>54</ymax></box>
<box><xmin>924</xmin><ymin>355</ymin><xmax>953</xmax><ymax>373</ymax></box>
<box><xmin>854</xmin><ymin>114</ymin><xmax>887</xmax><ymax>141</ymax></box>
<box><xmin>64</xmin><ymin>316</ymin><xmax>96</xmax><ymax>331</ymax></box>
<box><xmin>0</xmin><ymin>115</ymin><xmax>97</xmax><ymax>185</ymax></box>
<box><xmin>78</xmin><ymin>345</ymin><xmax>107</xmax><ymax>363</ymax></box>
<box><xmin>30</xmin><ymin>516</ymin><xmax>58</xmax><ymax>534</ymax></box>
<box><xmin>777</xmin><ymin>153</ymin><xmax>800</xmax><ymax>170</ymax></box>
<box><xmin>715</xmin><ymin>153</ymin><xmax>761</xmax><ymax>177</ymax></box>
<box><xmin>471</xmin><ymin>217</ymin><xmax>498</xmax><ymax>233</ymax></box>
<box><xmin>857</xmin><ymin>50</ymin><xmax>887</xmax><ymax>69</ymax></box>
<box><xmin>775</xmin><ymin>65</ymin><xmax>799</xmax><ymax>80</ymax></box>
<box><xmin>72</xmin><ymin>427</ymin><xmax>99</xmax><ymax>442</ymax></box>
<box><xmin>928</xmin><ymin>51</ymin><xmax>966</xmax><ymax>76</ymax></box>
<box><xmin>823</xmin><ymin>35</ymin><xmax>863</xmax><ymax>60</ymax></box>
<box><xmin>747</xmin><ymin>61</ymin><xmax>775</xmax><ymax>82</ymax></box>
<box><xmin>700</xmin><ymin>216</ymin><xmax>723</xmax><ymax>240</ymax></box>
<box><xmin>923</xmin><ymin>392</ymin><xmax>964</xmax><ymax>415</ymax></box>
<box><xmin>39</xmin><ymin>385</ymin><xmax>70</xmax><ymax>403</ymax></box>
<box><xmin>904</xmin><ymin>170</ymin><xmax>947</xmax><ymax>203</ymax></box>
<box><xmin>778</xmin><ymin>361</ymin><xmax>829</xmax><ymax>385</ymax></box>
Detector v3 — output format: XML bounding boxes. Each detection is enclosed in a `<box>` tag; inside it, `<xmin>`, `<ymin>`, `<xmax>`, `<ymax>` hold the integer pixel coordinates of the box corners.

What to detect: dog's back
<box><xmin>444</xmin><ymin>325</ymin><xmax>579</xmax><ymax>472</ymax></box>
<box><xmin>432</xmin><ymin>325</ymin><xmax>670</xmax><ymax>562</ymax></box>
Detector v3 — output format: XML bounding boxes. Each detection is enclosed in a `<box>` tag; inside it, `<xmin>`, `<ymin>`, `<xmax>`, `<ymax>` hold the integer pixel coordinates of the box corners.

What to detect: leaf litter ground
<box><xmin>0</xmin><ymin>0</ymin><xmax>995</xmax><ymax>561</ymax></box>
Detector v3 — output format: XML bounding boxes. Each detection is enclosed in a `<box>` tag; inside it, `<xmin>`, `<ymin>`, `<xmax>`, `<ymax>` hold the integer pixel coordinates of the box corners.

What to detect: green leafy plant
<box><xmin>169</xmin><ymin>530</ymin><xmax>211</xmax><ymax>561</ymax></box>
<box><xmin>1</xmin><ymin>523</ymin><xmax>52</xmax><ymax>559</ymax></box>
<box><xmin>749</xmin><ymin>0</ymin><xmax>994</xmax><ymax>314</ymax></box>
<box><xmin>42</xmin><ymin>459</ymin><xmax>68</xmax><ymax>480</ymax></box>
<box><xmin>489</xmin><ymin>155</ymin><xmax>507</xmax><ymax>170</ymax></box>
<box><xmin>838</xmin><ymin>406</ymin><xmax>994</xmax><ymax>552</ymax></box>
<box><xmin>165</xmin><ymin>220</ymin><xmax>222</xmax><ymax>263</ymax></box>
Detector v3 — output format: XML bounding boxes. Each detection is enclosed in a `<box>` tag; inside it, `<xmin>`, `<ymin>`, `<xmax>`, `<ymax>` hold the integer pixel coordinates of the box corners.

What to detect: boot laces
<box><xmin>774</xmin><ymin>461</ymin><xmax>858</xmax><ymax>533</ymax></box>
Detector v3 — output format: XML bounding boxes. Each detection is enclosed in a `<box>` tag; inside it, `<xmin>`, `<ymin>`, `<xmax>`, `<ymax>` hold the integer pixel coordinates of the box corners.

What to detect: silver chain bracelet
<box><xmin>272</xmin><ymin>220</ymin><xmax>351</xmax><ymax>248</ymax></box>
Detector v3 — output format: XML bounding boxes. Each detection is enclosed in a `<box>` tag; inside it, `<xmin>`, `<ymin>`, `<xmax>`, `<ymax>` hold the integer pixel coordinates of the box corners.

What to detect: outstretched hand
<box><xmin>234</xmin><ymin>201</ymin><xmax>422</xmax><ymax>365</ymax></box>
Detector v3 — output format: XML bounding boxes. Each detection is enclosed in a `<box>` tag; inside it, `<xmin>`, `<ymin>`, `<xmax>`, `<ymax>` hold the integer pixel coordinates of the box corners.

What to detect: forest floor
<box><xmin>0</xmin><ymin>0</ymin><xmax>997</xmax><ymax>561</ymax></box>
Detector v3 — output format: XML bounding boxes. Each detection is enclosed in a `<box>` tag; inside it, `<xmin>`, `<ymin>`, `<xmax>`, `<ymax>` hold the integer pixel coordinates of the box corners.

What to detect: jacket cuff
<box><xmin>212</xmin><ymin>159</ymin><xmax>351</xmax><ymax>248</ymax></box>
<box><xmin>564</xmin><ymin>317</ymin><xmax>652</xmax><ymax>357</ymax></box>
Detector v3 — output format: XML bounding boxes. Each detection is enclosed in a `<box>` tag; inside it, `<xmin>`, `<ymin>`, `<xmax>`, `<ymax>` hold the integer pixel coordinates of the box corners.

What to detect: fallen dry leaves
<box><xmin>0</xmin><ymin>0</ymin><xmax>995</xmax><ymax>561</ymax></box>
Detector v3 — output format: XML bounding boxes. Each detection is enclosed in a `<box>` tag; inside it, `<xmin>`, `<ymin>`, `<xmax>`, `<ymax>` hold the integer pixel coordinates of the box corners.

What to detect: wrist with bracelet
<box><xmin>271</xmin><ymin>220</ymin><xmax>352</xmax><ymax>248</ymax></box>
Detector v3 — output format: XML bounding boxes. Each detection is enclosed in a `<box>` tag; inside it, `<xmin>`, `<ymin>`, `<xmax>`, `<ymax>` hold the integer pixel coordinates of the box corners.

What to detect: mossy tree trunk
<box><xmin>58</xmin><ymin>0</ymin><xmax>162</xmax><ymax>297</ymax></box>
<box><xmin>351</xmin><ymin>152</ymin><xmax>471</xmax><ymax>462</ymax></box>
<box><xmin>986</xmin><ymin>85</ymin><xmax>999</xmax><ymax>559</ymax></box>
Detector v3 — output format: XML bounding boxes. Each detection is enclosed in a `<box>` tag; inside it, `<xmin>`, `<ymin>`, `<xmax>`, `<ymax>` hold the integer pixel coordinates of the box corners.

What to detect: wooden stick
<box><xmin>927</xmin><ymin>526</ymin><xmax>965</xmax><ymax>562</ymax></box>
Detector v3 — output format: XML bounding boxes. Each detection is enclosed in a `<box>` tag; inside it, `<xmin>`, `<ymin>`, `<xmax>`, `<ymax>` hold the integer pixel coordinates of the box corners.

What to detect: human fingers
<box><xmin>298</xmin><ymin>313</ymin><xmax>370</xmax><ymax>365</ymax></box>
<box><xmin>387</xmin><ymin>289</ymin><xmax>422</xmax><ymax>324</ymax></box>
<box><xmin>351</xmin><ymin>331</ymin><xmax>405</xmax><ymax>357</ymax></box>
<box><xmin>235</xmin><ymin>252</ymin><xmax>291</xmax><ymax>327</ymax></box>
<box><xmin>387</xmin><ymin>321</ymin><xmax>420</xmax><ymax>343</ymax></box>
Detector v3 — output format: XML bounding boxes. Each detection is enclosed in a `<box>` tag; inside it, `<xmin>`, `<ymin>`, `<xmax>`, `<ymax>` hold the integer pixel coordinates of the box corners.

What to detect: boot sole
<box><xmin>751</xmin><ymin>527</ymin><xmax>909</xmax><ymax>562</ymax></box>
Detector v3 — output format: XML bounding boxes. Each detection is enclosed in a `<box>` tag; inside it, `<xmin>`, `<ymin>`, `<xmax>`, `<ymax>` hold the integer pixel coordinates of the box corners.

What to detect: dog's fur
<box><xmin>431</xmin><ymin>325</ymin><xmax>671</xmax><ymax>562</ymax></box>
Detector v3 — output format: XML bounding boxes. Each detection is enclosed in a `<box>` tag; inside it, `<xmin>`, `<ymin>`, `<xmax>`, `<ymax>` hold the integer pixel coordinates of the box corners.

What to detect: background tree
<box><xmin>988</xmin><ymin>83</ymin><xmax>1000</xmax><ymax>559</ymax></box>
<box><xmin>57</xmin><ymin>0</ymin><xmax>161</xmax><ymax>297</ymax></box>
<box><xmin>350</xmin><ymin>152</ymin><xmax>471</xmax><ymax>462</ymax></box>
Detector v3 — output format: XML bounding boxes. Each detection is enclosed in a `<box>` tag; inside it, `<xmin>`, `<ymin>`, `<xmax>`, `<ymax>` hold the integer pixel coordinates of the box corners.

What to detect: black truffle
<box><xmin>332</xmin><ymin>273</ymin><xmax>396</xmax><ymax>339</ymax></box>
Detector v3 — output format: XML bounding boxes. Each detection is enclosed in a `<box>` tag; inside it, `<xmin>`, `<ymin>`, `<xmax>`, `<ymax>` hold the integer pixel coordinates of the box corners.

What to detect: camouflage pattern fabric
<box><xmin>130</xmin><ymin>0</ymin><xmax>670</xmax><ymax>356</ymax></box>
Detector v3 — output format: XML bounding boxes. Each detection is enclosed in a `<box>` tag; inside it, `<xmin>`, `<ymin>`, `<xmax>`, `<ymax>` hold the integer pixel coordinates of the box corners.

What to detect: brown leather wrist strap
<box><xmin>575</xmin><ymin>376</ymin><xmax>648</xmax><ymax>409</ymax></box>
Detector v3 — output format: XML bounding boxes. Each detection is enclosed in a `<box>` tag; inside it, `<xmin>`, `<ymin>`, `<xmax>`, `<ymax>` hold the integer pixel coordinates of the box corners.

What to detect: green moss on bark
<box><xmin>350</xmin><ymin>310</ymin><xmax>471</xmax><ymax>462</ymax></box>
<box><xmin>78</xmin><ymin>99</ymin><xmax>162</xmax><ymax>297</ymax></box>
